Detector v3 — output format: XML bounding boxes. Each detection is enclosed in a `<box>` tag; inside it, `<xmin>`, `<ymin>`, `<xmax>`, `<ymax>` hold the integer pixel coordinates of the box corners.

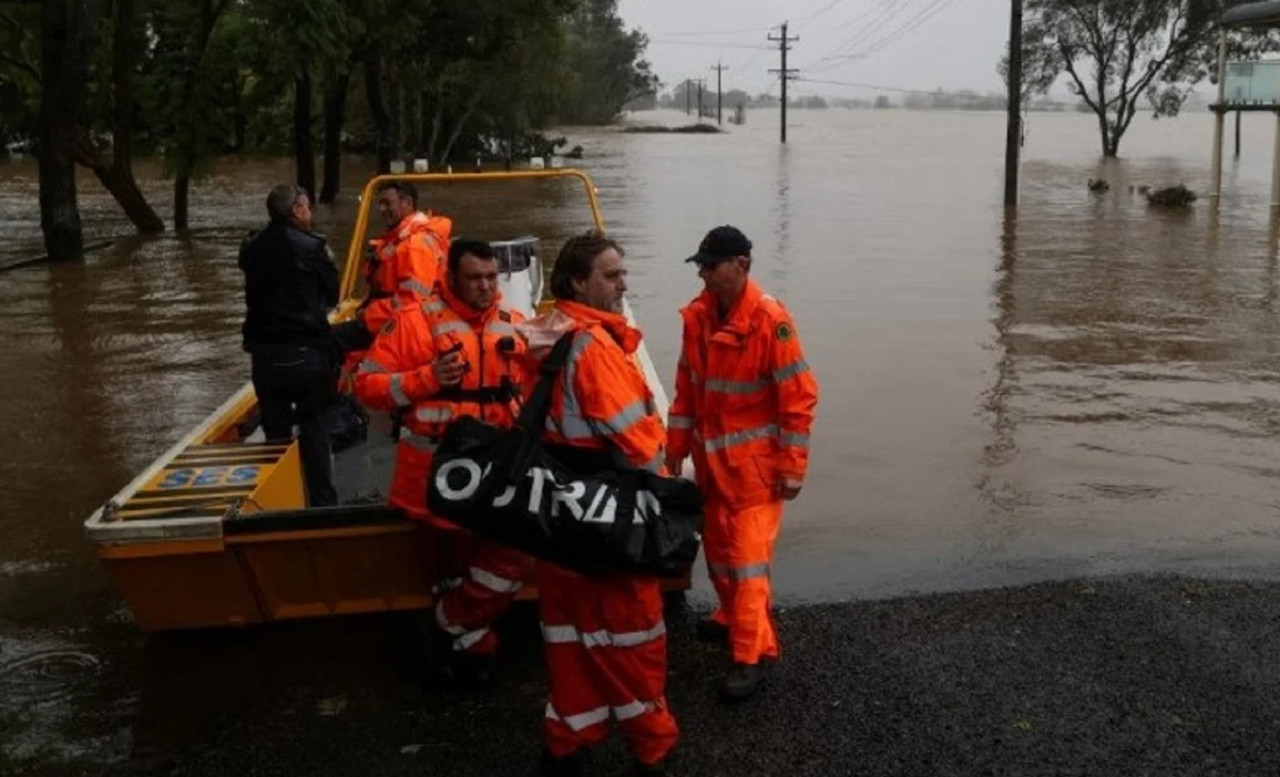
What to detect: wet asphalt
<box><xmin>56</xmin><ymin>574</ymin><xmax>1280</xmax><ymax>777</ymax></box>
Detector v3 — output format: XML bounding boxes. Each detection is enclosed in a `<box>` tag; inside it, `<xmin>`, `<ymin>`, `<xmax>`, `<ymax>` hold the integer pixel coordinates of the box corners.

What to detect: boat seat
<box><xmin>108</xmin><ymin>441</ymin><xmax>305</xmax><ymax>523</ymax></box>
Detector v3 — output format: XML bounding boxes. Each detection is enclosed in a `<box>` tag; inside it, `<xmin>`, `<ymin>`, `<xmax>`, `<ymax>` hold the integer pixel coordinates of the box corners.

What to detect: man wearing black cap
<box><xmin>665</xmin><ymin>225</ymin><xmax>819</xmax><ymax>702</ymax></box>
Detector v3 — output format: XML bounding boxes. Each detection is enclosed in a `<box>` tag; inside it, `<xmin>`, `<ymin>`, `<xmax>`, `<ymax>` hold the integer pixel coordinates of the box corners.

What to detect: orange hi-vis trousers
<box><xmin>431</xmin><ymin>529</ymin><xmax>530</xmax><ymax>656</ymax></box>
<box><xmin>703</xmin><ymin>500</ymin><xmax>784</xmax><ymax>665</ymax></box>
<box><xmin>537</xmin><ymin>563</ymin><xmax>678</xmax><ymax>766</ymax></box>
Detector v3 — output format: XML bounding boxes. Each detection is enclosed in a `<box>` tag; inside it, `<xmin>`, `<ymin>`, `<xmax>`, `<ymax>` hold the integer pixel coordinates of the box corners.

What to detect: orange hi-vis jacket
<box><xmin>360</xmin><ymin>211</ymin><xmax>451</xmax><ymax>335</ymax></box>
<box><xmin>539</xmin><ymin>300</ymin><xmax>667</xmax><ymax>473</ymax></box>
<box><xmin>353</xmin><ymin>282</ymin><xmax>525</xmax><ymax>526</ymax></box>
<box><xmin>668</xmin><ymin>278</ymin><xmax>818</xmax><ymax>509</ymax></box>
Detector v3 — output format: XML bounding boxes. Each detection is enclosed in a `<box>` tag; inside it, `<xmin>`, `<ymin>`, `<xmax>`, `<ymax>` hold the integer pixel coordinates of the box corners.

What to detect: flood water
<box><xmin>3</xmin><ymin>108</ymin><xmax>1280</xmax><ymax>767</ymax></box>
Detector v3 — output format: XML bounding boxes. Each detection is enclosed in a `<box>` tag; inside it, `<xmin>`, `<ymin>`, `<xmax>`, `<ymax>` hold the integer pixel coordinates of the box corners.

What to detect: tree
<box><xmin>146</xmin><ymin>0</ymin><xmax>237</xmax><ymax>229</ymax></box>
<box><xmin>1019</xmin><ymin>0</ymin><xmax>1278</xmax><ymax>157</ymax></box>
<box><xmin>559</xmin><ymin>0</ymin><xmax>658</xmax><ymax>124</ymax></box>
<box><xmin>76</xmin><ymin>0</ymin><xmax>166</xmax><ymax>234</ymax></box>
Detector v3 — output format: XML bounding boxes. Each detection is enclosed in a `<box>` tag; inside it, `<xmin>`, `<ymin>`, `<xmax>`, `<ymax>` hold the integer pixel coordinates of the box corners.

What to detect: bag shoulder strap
<box><xmin>516</xmin><ymin>331</ymin><xmax>578</xmax><ymax>432</ymax></box>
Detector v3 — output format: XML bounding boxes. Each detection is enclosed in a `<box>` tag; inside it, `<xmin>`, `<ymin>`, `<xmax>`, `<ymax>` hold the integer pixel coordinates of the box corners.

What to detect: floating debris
<box><xmin>1087</xmin><ymin>178</ymin><xmax>1110</xmax><ymax>193</ymax></box>
<box><xmin>1146</xmin><ymin>185</ymin><xmax>1197</xmax><ymax>208</ymax></box>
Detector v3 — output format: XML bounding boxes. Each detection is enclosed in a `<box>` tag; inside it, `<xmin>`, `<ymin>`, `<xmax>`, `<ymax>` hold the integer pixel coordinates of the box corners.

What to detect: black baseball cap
<box><xmin>685</xmin><ymin>225</ymin><xmax>752</xmax><ymax>266</ymax></box>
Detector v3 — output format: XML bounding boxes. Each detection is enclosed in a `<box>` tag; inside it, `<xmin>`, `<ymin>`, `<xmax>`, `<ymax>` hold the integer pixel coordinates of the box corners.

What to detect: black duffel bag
<box><xmin>426</xmin><ymin>332</ymin><xmax>703</xmax><ymax>578</ymax></box>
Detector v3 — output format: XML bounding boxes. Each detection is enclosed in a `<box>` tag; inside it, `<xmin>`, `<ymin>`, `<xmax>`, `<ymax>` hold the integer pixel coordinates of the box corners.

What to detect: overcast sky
<box><xmin>616</xmin><ymin>0</ymin><xmax>1011</xmax><ymax>100</ymax></box>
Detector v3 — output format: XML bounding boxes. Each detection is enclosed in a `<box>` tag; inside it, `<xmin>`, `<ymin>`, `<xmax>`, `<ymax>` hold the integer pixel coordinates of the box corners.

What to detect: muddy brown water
<box><xmin>2</xmin><ymin>109</ymin><xmax>1280</xmax><ymax>765</ymax></box>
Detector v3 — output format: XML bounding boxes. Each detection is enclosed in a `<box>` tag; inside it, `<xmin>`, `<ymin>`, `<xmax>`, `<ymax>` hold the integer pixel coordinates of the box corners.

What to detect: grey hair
<box><xmin>266</xmin><ymin>184</ymin><xmax>305</xmax><ymax>223</ymax></box>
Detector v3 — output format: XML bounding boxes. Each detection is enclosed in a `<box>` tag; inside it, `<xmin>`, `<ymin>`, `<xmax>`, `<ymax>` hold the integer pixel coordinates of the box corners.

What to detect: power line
<box><xmin>859</xmin><ymin>0</ymin><xmax>961</xmax><ymax>56</ymax></box>
<box><xmin>825</xmin><ymin>0</ymin><xmax>922</xmax><ymax>58</ymax></box>
<box><xmin>798</xmin><ymin>0</ymin><xmax>851</xmax><ymax>28</ymax></box>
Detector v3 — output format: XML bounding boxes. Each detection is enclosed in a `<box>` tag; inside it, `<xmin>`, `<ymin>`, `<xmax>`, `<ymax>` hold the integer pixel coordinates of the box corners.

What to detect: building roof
<box><xmin>1222</xmin><ymin>0</ymin><xmax>1280</xmax><ymax>27</ymax></box>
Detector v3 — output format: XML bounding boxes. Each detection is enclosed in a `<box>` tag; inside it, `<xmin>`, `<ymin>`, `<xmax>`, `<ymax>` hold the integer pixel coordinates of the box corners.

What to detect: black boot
<box><xmin>719</xmin><ymin>661</ymin><xmax>767</xmax><ymax>702</ymax></box>
<box><xmin>694</xmin><ymin>618</ymin><xmax>728</xmax><ymax>643</ymax></box>
<box><xmin>541</xmin><ymin>747</ymin><xmax>593</xmax><ymax>777</ymax></box>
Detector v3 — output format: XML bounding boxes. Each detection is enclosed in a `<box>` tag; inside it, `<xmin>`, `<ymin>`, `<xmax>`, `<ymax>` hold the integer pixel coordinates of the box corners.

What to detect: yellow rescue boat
<box><xmin>83</xmin><ymin>169</ymin><xmax>686</xmax><ymax>632</ymax></box>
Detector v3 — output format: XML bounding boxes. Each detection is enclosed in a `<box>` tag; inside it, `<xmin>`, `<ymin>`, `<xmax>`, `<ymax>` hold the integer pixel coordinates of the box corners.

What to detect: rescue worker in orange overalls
<box><xmin>519</xmin><ymin>232</ymin><xmax>677</xmax><ymax>777</ymax></box>
<box><xmin>333</xmin><ymin>181</ymin><xmax>452</xmax><ymax>376</ymax></box>
<box><xmin>666</xmin><ymin>225</ymin><xmax>819</xmax><ymax>702</ymax></box>
<box><xmin>354</xmin><ymin>238</ymin><xmax>529</xmax><ymax>687</ymax></box>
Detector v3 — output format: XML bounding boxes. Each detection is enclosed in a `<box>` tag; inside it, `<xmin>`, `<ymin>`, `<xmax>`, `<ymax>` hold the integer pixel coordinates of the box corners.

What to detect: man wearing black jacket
<box><xmin>239</xmin><ymin>184</ymin><xmax>340</xmax><ymax>506</ymax></box>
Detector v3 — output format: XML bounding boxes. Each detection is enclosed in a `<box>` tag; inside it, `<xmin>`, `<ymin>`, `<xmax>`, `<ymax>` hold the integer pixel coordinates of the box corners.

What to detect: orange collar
<box><xmin>691</xmin><ymin>278</ymin><xmax>764</xmax><ymax>334</ymax></box>
<box><xmin>437</xmin><ymin>279</ymin><xmax>501</xmax><ymax>325</ymax></box>
<box><xmin>555</xmin><ymin>299</ymin><xmax>642</xmax><ymax>354</ymax></box>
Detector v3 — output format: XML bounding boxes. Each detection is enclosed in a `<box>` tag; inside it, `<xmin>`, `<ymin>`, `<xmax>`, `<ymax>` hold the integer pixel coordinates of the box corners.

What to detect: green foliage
<box><xmin>1018</xmin><ymin>0</ymin><xmax>1280</xmax><ymax>156</ymax></box>
<box><xmin>0</xmin><ymin>0</ymin><xmax>656</xmax><ymax>182</ymax></box>
<box><xmin>559</xmin><ymin>0</ymin><xmax>659</xmax><ymax>124</ymax></box>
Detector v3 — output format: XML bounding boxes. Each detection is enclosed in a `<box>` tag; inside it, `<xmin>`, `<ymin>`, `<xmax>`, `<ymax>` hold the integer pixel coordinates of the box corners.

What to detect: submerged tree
<box><xmin>1019</xmin><ymin>0</ymin><xmax>1278</xmax><ymax>157</ymax></box>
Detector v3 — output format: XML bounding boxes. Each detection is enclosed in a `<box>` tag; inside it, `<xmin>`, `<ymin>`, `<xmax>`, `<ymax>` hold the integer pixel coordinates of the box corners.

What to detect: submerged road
<box><xmin>74</xmin><ymin>574</ymin><xmax>1280</xmax><ymax>777</ymax></box>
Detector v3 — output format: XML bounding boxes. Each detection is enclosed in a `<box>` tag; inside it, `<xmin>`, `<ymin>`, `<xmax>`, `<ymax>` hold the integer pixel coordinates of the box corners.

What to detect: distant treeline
<box><xmin>629</xmin><ymin>87</ymin><xmax>1075</xmax><ymax>113</ymax></box>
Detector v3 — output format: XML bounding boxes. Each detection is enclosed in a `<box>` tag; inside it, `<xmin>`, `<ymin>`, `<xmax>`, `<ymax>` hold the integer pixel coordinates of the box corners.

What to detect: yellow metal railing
<box><xmin>339</xmin><ymin>169</ymin><xmax>607</xmax><ymax>302</ymax></box>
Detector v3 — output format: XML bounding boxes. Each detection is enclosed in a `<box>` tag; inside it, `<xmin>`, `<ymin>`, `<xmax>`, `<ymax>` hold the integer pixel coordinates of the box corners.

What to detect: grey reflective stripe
<box><xmin>454</xmin><ymin>627</ymin><xmax>490</xmax><ymax>652</ymax></box>
<box><xmin>640</xmin><ymin>450</ymin><xmax>663</xmax><ymax>474</ymax></box>
<box><xmin>780</xmin><ymin>431</ymin><xmax>810</xmax><ymax>449</ymax></box>
<box><xmin>399</xmin><ymin>277</ymin><xmax>433</xmax><ymax>297</ymax></box>
<box><xmin>706</xmin><ymin>377</ymin><xmax>766</xmax><ymax>394</ymax></box>
<box><xmin>541</xmin><ymin>624</ymin><xmax>579</xmax><ymax>644</ymax></box>
<box><xmin>668</xmin><ymin>414</ymin><xmax>694</xmax><ymax>430</ymax></box>
<box><xmin>708</xmin><ymin>562</ymin><xmax>770</xmax><ymax>581</ymax></box>
<box><xmin>704</xmin><ymin>423</ymin><xmax>779</xmax><ymax>452</ymax></box>
<box><xmin>486</xmin><ymin>320</ymin><xmax>518</xmax><ymax>337</ymax></box>
<box><xmin>389</xmin><ymin>374</ymin><xmax>411</xmax><ymax>407</ymax></box>
<box><xmin>470</xmin><ymin>567</ymin><xmax>522</xmax><ymax>593</ymax></box>
<box><xmin>421</xmin><ymin>298</ymin><xmax>446</xmax><ymax>313</ymax></box>
<box><xmin>541</xmin><ymin>621</ymin><xmax>667</xmax><ymax>649</ymax></box>
<box><xmin>399</xmin><ymin>430</ymin><xmax>438</xmax><ymax>452</ymax></box>
<box><xmin>548</xmin><ymin>333</ymin><xmax>595</xmax><ymax>440</ymax></box>
<box><xmin>612</xmin><ymin>700</ymin><xmax>653</xmax><ymax>721</ymax></box>
<box><xmin>772</xmin><ymin>359</ymin><xmax>810</xmax><ymax>383</ymax></box>
<box><xmin>435</xmin><ymin>602</ymin><xmax>465</xmax><ymax>635</ymax></box>
<box><xmin>399</xmin><ymin>275</ymin><xmax>430</xmax><ymax>296</ymax></box>
<box><xmin>601</xmin><ymin>400</ymin><xmax>647</xmax><ymax>436</ymax></box>
<box><xmin>431</xmin><ymin>320</ymin><xmax>471</xmax><ymax>337</ymax></box>
<box><xmin>416</xmin><ymin>406</ymin><xmax>454</xmax><ymax>423</ymax></box>
<box><xmin>358</xmin><ymin>358</ymin><xmax>389</xmax><ymax>374</ymax></box>
<box><xmin>546</xmin><ymin>703</ymin><xmax>610</xmax><ymax>732</ymax></box>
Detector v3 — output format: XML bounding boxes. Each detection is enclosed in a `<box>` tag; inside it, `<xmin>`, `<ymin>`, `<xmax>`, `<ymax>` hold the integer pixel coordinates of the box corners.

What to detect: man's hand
<box><xmin>779</xmin><ymin>477</ymin><xmax>803</xmax><ymax>501</ymax></box>
<box><xmin>664</xmin><ymin>454</ymin><xmax>685</xmax><ymax>477</ymax></box>
<box><xmin>432</xmin><ymin>350</ymin><xmax>465</xmax><ymax>386</ymax></box>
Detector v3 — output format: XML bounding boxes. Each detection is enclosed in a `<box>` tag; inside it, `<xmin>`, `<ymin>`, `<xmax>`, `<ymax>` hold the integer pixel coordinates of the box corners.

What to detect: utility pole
<box><xmin>768</xmin><ymin>22</ymin><xmax>800</xmax><ymax>144</ymax></box>
<box><xmin>712</xmin><ymin>61</ymin><xmax>729</xmax><ymax>125</ymax></box>
<box><xmin>694</xmin><ymin>78</ymin><xmax>707</xmax><ymax>121</ymax></box>
<box><xmin>1003</xmin><ymin>0</ymin><xmax>1023</xmax><ymax>206</ymax></box>
<box><xmin>685</xmin><ymin>78</ymin><xmax>691</xmax><ymax>115</ymax></box>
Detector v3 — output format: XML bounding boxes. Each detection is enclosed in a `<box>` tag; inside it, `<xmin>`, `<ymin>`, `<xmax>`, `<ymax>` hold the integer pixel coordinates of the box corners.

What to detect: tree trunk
<box><xmin>363</xmin><ymin>50</ymin><xmax>392</xmax><ymax>173</ymax></box>
<box><xmin>101</xmin><ymin>0</ymin><xmax>164</xmax><ymax>233</ymax></box>
<box><xmin>294</xmin><ymin>68</ymin><xmax>315</xmax><ymax>203</ymax></box>
<box><xmin>319</xmin><ymin>67</ymin><xmax>351</xmax><ymax>204</ymax></box>
<box><xmin>232</xmin><ymin>76</ymin><xmax>247</xmax><ymax>153</ymax></box>
<box><xmin>38</xmin><ymin>0</ymin><xmax>97</xmax><ymax>261</ymax></box>
<box><xmin>174</xmin><ymin>175</ymin><xmax>190</xmax><ymax>231</ymax></box>
<box><xmin>390</xmin><ymin>81</ymin><xmax>402</xmax><ymax>163</ymax></box>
